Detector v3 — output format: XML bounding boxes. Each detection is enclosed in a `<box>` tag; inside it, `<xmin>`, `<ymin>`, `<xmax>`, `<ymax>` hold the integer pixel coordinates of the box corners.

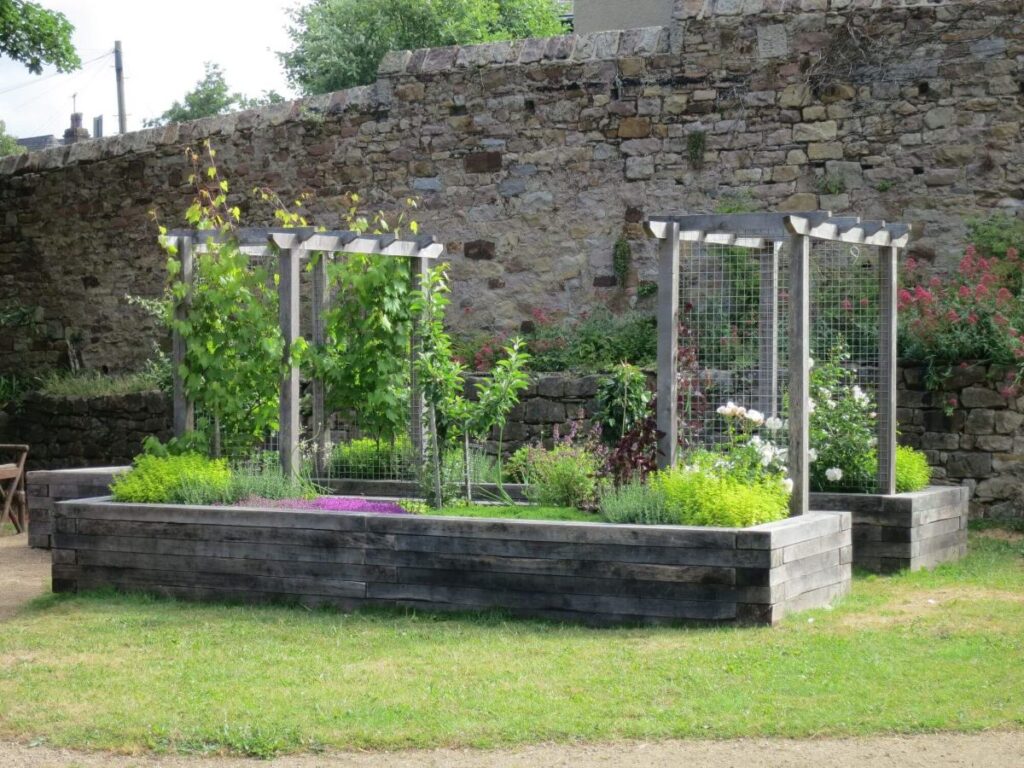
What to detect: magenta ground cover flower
<box><xmin>235</xmin><ymin>496</ymin><xmax>408</xmax><ymax>514</ymax></box>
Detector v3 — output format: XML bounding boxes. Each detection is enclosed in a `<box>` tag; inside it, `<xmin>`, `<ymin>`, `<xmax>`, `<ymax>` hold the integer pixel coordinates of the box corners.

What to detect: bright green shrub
<box><xmin>110</xmin><ymin>453</ymin><xmax>231</xmax><ymax>504</ymax></box>
<box><xmin>330</xmin><ymin>437</ymin><xmax>411</xmax><ymax>479</ymax></box>
<box><xmin>895</xmin><ymin>445</ymin><xmax>931</xmax><ymax>493</ymax></box>
<box><xmin>599</xmin><ymin>481</ymin><xmax>672</xmax><ymax>525</ymax></box>
<box><xmin>523</xmin><ymin>444</ymin><xmax>602</xmax><ymax>509</ymax></box>
<box><xmin>652</xmin><ymin>455</ymin><xmax>789</xmax><ymax>528</ymax></box>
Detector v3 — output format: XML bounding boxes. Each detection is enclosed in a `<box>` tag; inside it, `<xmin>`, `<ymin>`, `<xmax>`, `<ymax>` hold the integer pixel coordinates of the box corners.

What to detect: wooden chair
<box><xmin>0</xmin><ymin>444</ymin><xmax>29</xmax><ymax>534</ymax></box>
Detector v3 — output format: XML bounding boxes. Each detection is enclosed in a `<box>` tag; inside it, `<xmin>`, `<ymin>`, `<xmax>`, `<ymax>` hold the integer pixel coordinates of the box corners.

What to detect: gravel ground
<box><xmin>0</xmin><ymin>733</ymin><xmax>1021</xmax><ymax>768</ymax></box>
<box><xmin>1</xmin><ymin>534</ymin><xmax>1020</xmax><ymax>767</ymax></box>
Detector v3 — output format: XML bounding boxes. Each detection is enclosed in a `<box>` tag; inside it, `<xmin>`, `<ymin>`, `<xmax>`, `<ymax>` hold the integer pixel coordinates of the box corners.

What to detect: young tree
<box><xmin>0</xmin><ymin>119</ymin><xmax>25</xmax><ymax>157</ymax></box>
<box><xmin>0</xmin><ymin>0</ymin><xmax>80</xmax><ymax>73</ymax></box>
<box><xmin>146</xmin><ymin>62</ymin><xmax>283</xmax><ymax>127</ymax></box>
<box><xmin>280</xmin><ymin>0</ymin><xmax>566</xmax><ymax>96</ymax></box>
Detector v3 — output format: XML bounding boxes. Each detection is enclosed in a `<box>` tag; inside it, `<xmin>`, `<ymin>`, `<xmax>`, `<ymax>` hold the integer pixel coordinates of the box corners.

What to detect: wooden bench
<box><xmin>0</xmin><ymin>445</ymin><xmax>29</xmax><ymax>533</ymax></box>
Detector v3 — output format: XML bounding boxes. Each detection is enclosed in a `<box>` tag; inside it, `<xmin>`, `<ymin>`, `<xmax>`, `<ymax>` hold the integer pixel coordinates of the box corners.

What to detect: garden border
<box><xmin>811</xmin><ymin>486</ymin><xmax>969</xmax><ymax>573</ymax></box>
<box><xmin>52</xmin><ymin>498</ymin><xmax>851</xmax><ymax>626</ymax></box>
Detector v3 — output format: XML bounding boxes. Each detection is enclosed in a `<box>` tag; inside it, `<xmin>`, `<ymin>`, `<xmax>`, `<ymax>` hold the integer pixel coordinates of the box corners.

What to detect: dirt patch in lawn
<box><xmin>975</xmin><ymin>528</ymin><xmax>1024</xmax><ymax>543</ymax></box>
<box><xmin>0</xmin><ymin>535</ymin><xmax>50</xmax><ymax>622</ymax></box>
<box><xmin>838</xmin><ymin>586</ymin><xmax>1024</xmax><ymax>630</ymax></box>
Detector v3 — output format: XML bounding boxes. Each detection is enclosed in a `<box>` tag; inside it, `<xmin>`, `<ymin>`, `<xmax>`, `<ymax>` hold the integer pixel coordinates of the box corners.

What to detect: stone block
<box><xmin>618</xmin><ymin>118</ymin><xmax>652</xmax><ymax>139</ymax></box>
<box><xmin>946</xmin><ymin>452</ymin><xmax>992</xmax><ymax>479</ymax></box>
<box><xmin>465</xmin><ymin>240</ymin><xmax>496</xmax><ymax>261</ymax></box>
<box><xmin>961</xmin><ymin>387</ymin><xmax>1006</xmax><ymax>409</ymax></box>
<box><xmin>793</xmin><ymin>121</ymin><xmax>838</xmax><ymax>143</ymax></box>
<box><xmin>464</xmin><ymin>151</ymin><xmax>502</xmax><ymax>173</ymax></box>
<box><xmin>965</xmin><ymin>409</ymin><xmax>995</xmax><ymax>435</ymax></box>
<box><xmin>995</xmin><ymin>410</ymin><xmax>1024</xmax><ymax>434</ymax></box>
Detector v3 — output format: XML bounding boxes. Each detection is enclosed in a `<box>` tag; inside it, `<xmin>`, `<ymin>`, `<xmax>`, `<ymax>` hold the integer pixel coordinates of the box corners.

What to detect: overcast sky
<box><xmin>0</xmin><ymin>0</ymin><xmax>302</xmax><ymax>139</ymax></box>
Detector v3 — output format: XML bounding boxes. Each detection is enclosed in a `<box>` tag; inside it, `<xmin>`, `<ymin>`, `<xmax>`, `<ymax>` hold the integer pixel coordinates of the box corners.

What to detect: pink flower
<box><xmin>898</xmin><ymin>288</ymin><xmax>913</xmax><ymax>306</ymax></box>
<box><xmin>1007</xmin><ymin>247</ymin><xmax>1019</xmax><ymax>261</ymax></box>
<box><xmin>976</xmin><ymin>284</ymin><xmax>990</xmax><ymax>299</ymax></box>
<box><xmin>905</xmin><ymin>257</ymin><xmax>918</xmax><ymax>271</ymax></box>
<box><xmin>958</xmin><ymin>285</ymin><xmax>972</xmax><ymax>299</ymax></box>
<box><xmin>968</xmin><ymin>313</ymin><xmax>979</xmax><ymax>325</ymax></box>
<box><xmin>860</xmin><ymin>297</ymin><xmax>870</xmax><ymax>307</ymax></box>
<box><xmin>841</xmin><ymin>298</ymin><xmax>854</xmax><ymax>311</ymax></box>
<box><xmin>914</xmin><ymin>286</ymin><xmax>933</xmax><ymax>303</ymax></box>
<box><xmin>946</xmin><ymin>310</ymin><xmax>959</xmax><ymax>323</ymax></box>
<box><xmin>997</xmin><ymin>287</ymin><xmax>1013</xmax><ymax>305</ymax></box>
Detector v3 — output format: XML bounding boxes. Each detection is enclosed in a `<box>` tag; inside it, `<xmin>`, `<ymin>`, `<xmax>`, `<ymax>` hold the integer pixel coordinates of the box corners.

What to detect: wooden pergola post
<box><xmin>409</xmin><ymin>256</ymin><xmax>429</xmax><ymax>468</ymax></box>
<box><xmin>655</xmin><ymin>221</ymin><xmax>680</xmax><ymax>470</ymax></box>
<box><xmin>878</xmin><ymin>244</ymin><xmax>899</xmax><ymax>495</ymax></box>
<box><xmin>311</xmin><ymin>252</ymin><xmax>328</xmax><ymax>478</ymax></box>
<box><xmin>171</xmin><ymin>235</ymin><xmax>194</xmax><ymax>438</ymax></box>
<box><xmin>278</xmin><ymin>245</ymin><xmax>301</xmax><ymax>480</ymax></box>
<box><xmin>787</xmin><ymin>230</ymin><xmax>812</xmax><ymax>517</ymax></box>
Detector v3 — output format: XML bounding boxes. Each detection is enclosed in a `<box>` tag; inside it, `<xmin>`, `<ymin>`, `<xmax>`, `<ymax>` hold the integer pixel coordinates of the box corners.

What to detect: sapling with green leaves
<box><xmin>157</xmin><ymin>143</ymin><xmax>295</xmax><ymax>457</ymax></box>
<box><xmin>412</xmin><ymin>263</ymin><xmax>530</xmax><ymax>505</ymax></box>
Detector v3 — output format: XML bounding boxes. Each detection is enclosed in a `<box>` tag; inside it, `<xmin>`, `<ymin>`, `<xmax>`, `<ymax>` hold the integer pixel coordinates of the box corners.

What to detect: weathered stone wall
<box><xmin>1</xmin><ymin>391</ymin><xmax>171</xmax><ymax>470</ymax></box>
<box><xmin>898</xmin><ymin>362</ymin><xmax>1024</xmax><ymax>519</ymax></box>
<box><xmin>1</xmin><ymin>0</ymin><xmax>1021</xmax><ymax>375</ymax></box>
<box><xmin>468</xmin><ymin>372</ymin><xmax>605</xmax><ymax>453</ymax></box>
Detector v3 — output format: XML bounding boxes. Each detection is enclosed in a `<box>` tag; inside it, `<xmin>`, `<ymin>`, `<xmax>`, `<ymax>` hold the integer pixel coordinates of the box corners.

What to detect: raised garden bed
<box><xmin>52</xmin><ymin>498</ymin><xmax>852</xmax><ymax>626</ymax></box>
<box><xmin>26</xmin><ymin>467</ymin><xmax>127</xmax><ymax>549</ymax></box>
<box><xmin>811</xmin><ymin>486</ymin><xmax>968</xmax><ymax>573</ymax></box>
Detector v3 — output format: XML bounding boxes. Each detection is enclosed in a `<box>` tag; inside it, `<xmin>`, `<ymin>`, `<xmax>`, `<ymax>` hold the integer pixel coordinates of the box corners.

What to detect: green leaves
<box><xmin>280</xmin><ymin>0</ymin><xmax>565</xmax><ymax>95</ymax></box>
<box><xmin>0</xmin><ymin>0</ymin><xmax>80</xmax><ymax>74</ymax></box>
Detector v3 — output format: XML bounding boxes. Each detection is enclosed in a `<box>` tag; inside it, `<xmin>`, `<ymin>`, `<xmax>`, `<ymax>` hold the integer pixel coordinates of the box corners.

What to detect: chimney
<box><xmin>63</xmin><ymin>112</ymin><xmax>90</xmax><ymax>144</ymax></box>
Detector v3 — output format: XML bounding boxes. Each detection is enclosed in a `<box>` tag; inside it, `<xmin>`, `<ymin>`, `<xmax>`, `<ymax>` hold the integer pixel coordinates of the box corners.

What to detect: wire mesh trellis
<box><xmin>168</xmin><ymin>227</ymin><xmax>443</xmax><ymax>481</ymax></box>
<box><xmin>650</xmin><ymin>212</ymin><xmax>907</xmax><ymax>510</ymax></box>
<box><xmin>676</xmin><ymin>234</ymin><xmax>889</xmax><ymax>493</ymax></box>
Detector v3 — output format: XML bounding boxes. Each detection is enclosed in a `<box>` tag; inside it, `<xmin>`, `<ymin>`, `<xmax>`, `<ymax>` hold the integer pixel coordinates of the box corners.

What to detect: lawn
<box><xmin>0</xmin><ymin>531</ymin><xmax>1022</xmax><ymax>758</ymax></box>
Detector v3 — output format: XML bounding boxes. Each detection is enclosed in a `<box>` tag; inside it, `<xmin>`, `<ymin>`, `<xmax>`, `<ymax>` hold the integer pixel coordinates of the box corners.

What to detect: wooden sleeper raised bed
<box><xmin>52</xmin><ymin>498</ymin><xmax>851</xmax><ymax>626</ymax></box>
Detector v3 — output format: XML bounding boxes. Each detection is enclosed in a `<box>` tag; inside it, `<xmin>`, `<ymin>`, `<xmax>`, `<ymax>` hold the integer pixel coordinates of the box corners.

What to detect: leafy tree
<box><xmin>281</xmin><ymin>0</ymin><xmax>566</xmax><ymax>95</ymax></box>
<box><xmin>0</xmin><ymin>0</ymin><xmax>80</xmax><ymax>73</ymax></box>
<box><xmin>0</xmin><ymin>119</ymin><xmax>25</xmax><ymax>157</ymax></box>
<box><xmin>146</xmin><ymin>62</ymin><xmax>284</xmax><ymax>127</ymax></box>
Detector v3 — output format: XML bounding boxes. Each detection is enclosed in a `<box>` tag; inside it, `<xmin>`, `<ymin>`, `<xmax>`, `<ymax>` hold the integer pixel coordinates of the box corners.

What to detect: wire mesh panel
<box><xmin>808</xmin><ymin>239</ymin><xmax>884</xmax><ymax>493</ymax></box>
<box><xmin>677</xmin><ymin>238</ymin><xmax>789</xmax><ymax>456</ymax></box>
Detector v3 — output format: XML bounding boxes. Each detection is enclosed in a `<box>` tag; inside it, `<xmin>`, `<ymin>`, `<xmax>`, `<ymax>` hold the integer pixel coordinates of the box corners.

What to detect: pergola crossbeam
<box><xmin>786</xmin><ymin>216</ymin><xmax>911</xmax><ymax>250</ymax></box>
<box><xmin>166</xmin><ymin>228</ymin><xmax>441</xmax><ymax>259</ymax></box>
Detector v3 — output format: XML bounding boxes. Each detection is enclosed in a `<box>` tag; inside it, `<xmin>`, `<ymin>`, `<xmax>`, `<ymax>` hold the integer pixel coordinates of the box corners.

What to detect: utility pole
<box><xmin>114</xmin><ymin>40</ymin><xmax>127</xmax><ymax>133</ymax></box>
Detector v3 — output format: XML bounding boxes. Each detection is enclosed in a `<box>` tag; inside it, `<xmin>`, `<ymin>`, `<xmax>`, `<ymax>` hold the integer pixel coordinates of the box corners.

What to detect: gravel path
<box><xmin>0</xmin><ymin>733</ymin><xmax>1021</xmax><ymax>768</ymax></box>
<box><xmin>1</xmin><ymin>535</ymin><xmax>1020</xmax><ymax>767</ymax></box>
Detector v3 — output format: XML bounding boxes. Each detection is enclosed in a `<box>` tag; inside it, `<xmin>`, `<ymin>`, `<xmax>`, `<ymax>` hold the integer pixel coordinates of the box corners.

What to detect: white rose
<box><xmin>746</xmin><ymin>409</ymin><xmax>765</xmax><ymax>426</ymax></box>
<box><xmin>782</xmin><ymin>478</ymin><xmax>794</xmax><ymax>493</ymax></box>
<box><xmin>826</xmin><ymin>467</ymin><xmax>843</xmax><ymax>483</ymax></box>
<box><xmin>809</xmin><ymin>448</ymin><xmax>818</xmax><ymax>462</ymax></box>
<box><xmin>765</xmin><ymin>416</ymin><xmax>783</xmax><ymax>431</ymax></box>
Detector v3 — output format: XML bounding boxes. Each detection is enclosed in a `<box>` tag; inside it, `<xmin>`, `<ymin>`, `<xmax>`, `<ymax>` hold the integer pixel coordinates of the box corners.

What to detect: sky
<box><xmin>0</xmin><ymin>0</ymin><xmax>304</xmax><ymax>139</ymax></box>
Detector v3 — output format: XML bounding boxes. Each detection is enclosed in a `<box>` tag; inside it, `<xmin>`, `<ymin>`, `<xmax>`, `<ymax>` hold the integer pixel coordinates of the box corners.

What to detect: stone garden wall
<box><xmin>898</xmin><ymin>362</ymin><xmax>1024</xmax><ymax>519</ymax></box>
<box><xmin>1</xmin><ymin>0</ymin><xmax>1021</xmax><ymax>375</ymax></box>
<box><xmin>0</xmin><ymin>391</ymin><xmax>171</xmax><ymax>470</ymax></box>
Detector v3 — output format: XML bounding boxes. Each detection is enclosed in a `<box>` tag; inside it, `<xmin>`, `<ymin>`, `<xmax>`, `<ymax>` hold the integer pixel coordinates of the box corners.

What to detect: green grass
<box><xmin>0</xmin><ymin>533</ymin><xmax>1022</xmax><ymax>757</ymax></box>
<box><xmin>435</xmin><ymin>504</ymin><xmax>598</xmax><ymax>522</ymax></box>
<box><xmin>37</xmin><ymin>369</ymin><xmax>165</xmax><ymax>398</ymax></box>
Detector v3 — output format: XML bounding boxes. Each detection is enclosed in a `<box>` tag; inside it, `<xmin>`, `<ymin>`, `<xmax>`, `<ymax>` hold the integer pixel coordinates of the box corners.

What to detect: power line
<box><xmin>0</xmin><ymin>51</ymin><xmax>113</xmax><ymax>96</ymax></box>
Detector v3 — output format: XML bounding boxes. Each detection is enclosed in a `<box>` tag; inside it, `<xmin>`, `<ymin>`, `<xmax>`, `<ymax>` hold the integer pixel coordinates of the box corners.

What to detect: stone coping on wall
<box><xmin>674</xmin><ymin>0</ymin><xmax>974</xmax><ymax>18</ymax></box>
<box><xmin>53</xmin><ymin>498</ymin><xmax>852</xmax><ymax>626</ymax></box>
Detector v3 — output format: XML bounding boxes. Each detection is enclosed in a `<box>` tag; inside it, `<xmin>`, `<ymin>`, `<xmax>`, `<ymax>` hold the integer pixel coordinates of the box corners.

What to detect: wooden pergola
<box><xmin>646</xmin><ymin>212</ymin><xmax>910</xmax><ymax>517</ymax></box>
<box><xmin>165</xmin><ymin>227</ymin><xmax>444</xmax><ymax>478</ymax></box>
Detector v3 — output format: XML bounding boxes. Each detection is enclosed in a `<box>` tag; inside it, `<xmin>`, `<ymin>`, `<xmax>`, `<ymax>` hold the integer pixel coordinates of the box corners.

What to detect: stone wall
<box><xmin>898</xmin><ymin>362</ymin><xmax>1024</xmax><ymax>519</ymax></box>
<box><xmin>1</xmin><ymin>0</ymin><xmax>1020</xmax><ymax>375</ymax></box>
<box><xmin>1</xmin><ymin>391</ymin><xmax>171</xmax><ymax>470</ymax></box>
<box><xmin>468</xmin><ymin>372</ymin><xmax>604</xmax><ymax>453</ymax></box>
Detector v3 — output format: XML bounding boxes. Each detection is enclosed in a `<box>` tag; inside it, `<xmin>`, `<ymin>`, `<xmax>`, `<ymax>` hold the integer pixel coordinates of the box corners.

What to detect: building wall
<box><xmin>0</xmin><ymin>0</ymin><xmax>1021</xmax><ymax>376</ymax></box>
<box><xmin>573</xmin><ymin>0</ymin><xmax>674</xmax><ymax>34</ymax></box>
